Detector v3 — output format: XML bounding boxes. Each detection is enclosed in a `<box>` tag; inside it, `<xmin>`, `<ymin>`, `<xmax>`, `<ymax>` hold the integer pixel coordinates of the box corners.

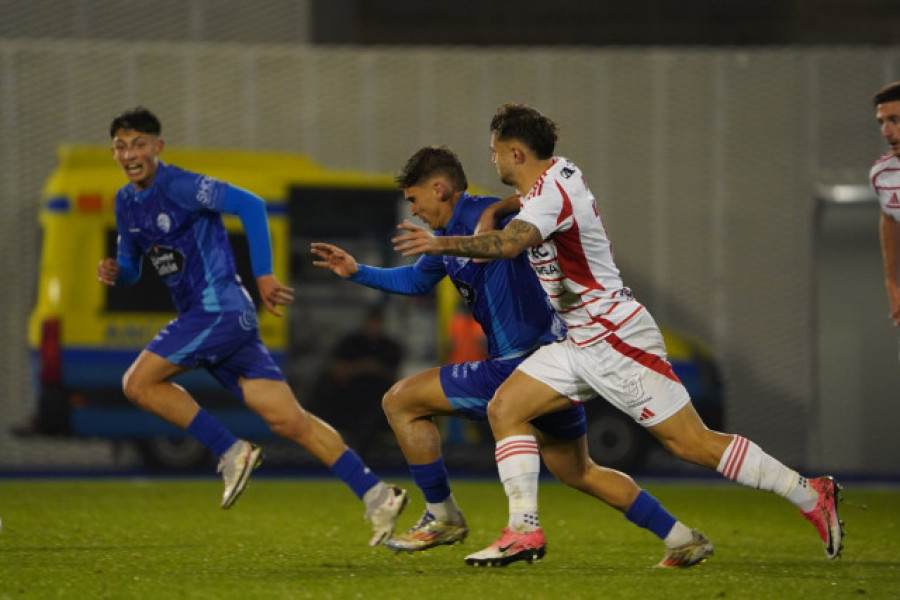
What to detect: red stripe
<box><xmin>602</xmin><ymin>332</ymin><xmax>681</xmax><ymax>382</ymax></box>
<box><xmin>552</xmin><ymin>182</ymin><xmax>605</xmax><ymax>292</ymax></box>
<box><xmin>495</xmin><ymin>440</ymin><xmax>539</xmax><ymax>462</ymax></box>
<box><xmin>723</xmin><ymin>436</ymin><xmax>748</xmax><ymax>481</ymax></box>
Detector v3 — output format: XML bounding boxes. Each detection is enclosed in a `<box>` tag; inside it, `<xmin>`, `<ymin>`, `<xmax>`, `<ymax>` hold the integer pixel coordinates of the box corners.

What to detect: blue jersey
<box><xmin>114</xmin><ymin>161</ymin><xmax>254</xmax><ymax>315</ymax></box>
<box><xmin>352</xmin><ymin>192</ymin><xmax>566</xmax><ymax>360</ymax></box>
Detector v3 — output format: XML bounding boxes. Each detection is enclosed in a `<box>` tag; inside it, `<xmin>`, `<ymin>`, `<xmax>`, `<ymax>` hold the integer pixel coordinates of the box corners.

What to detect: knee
<box><xmin>121</xmin><ymin>370</ymin><xmax>146</xmax><ymax>407</ymax></box>
<box><xmin>485</xmin><ymin>391</ymin><xmax>513</xmax><ymax>425</ymax></box>
<box><xmin>381</xmin><ymin>380</ymin><xmax>406</xmax><ymax>422</ymax></box>
<box><xmin>267</xmin><ymin>407</ymin><xmax>310</xmax><ymax>440</ymax></box>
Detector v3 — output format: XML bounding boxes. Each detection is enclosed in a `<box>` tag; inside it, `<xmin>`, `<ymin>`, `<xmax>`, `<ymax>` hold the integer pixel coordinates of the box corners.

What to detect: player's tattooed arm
<box><xmin>393</xmin><ymin>218</ymin><xmax>542</xmax><ymax>259</ymax></box>
<box><xmin>443</xmin><ymin>219</ymin><xmax>542</xmax><ymax>259</ymax></box>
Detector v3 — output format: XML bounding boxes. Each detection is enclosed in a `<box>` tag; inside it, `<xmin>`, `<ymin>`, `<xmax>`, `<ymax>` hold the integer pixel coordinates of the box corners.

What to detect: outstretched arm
<box><xmin>393</xmin><ymin>218</ymin><xmax>542</xmax><ymax>260</ymax></box>
<box><xmin>311</xmin><ymin>241</ymin><xmax>444</xmax><ymax>294</ymax></box>
<box><xmin>310</xmin><ymin>242</ymin><xmax>360</xmax><ymax>278</ymax></box>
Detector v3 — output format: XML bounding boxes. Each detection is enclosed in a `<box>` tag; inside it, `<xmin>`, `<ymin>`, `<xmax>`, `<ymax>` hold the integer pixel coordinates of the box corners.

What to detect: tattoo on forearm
<box><xmin>446</xmin><ymin>219</ymin><xmax>540</xmax><ymax>258</ymax></box>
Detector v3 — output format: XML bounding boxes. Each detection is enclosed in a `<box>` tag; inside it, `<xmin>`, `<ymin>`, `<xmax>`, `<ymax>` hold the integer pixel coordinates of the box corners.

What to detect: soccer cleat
<box><xmin>464</xmin><ymin>528</ymin><xmax>546</xmax><ymax>567</ymax></box>
<box><xmin>366</xmin><ymin>485</ymin><xmax>409</xmax><ymax>547</ymax></box>
<box><xmin>655</xmin><ymin>529</ymin><xmax>715</xmax><ymax>568</ymax></box>
<box><xmin>801</xmin><ymin>476</ymin><xmax>844</xmax><ymax>559</ymax></box>
<box><xmin>385</xmin><ymin>511</ymin><xmax>469</xmax><ymax>552</ymax></box>
<box><xmin>217</xmin><ymin>441</ymin><xmax>263</xmax><ymax>509</ymax></box>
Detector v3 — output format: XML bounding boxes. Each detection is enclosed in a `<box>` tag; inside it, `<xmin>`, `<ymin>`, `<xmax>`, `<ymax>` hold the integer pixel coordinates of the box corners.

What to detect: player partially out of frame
<box><xmin>392</xmin><ymin>104</ymin><xmax>844</xmax><ymax>566</ymax></box>
<box><xmin>312</xmin><ymin>145</ymin><xmax>713</xmax><ymax>568</ymax></box>
<box><xmin>98</xmin><ymin>107</ymin><xmax>407</xmax><ymax>546</ymax></box>
<box><xmin>872</xmin><ymin>82</ymin><xmax>900</xmax><ymax>331</ymax></box>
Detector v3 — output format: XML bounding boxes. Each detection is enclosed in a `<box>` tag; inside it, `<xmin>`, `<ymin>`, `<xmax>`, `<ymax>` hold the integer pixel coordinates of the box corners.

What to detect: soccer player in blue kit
<box><xmin>96</xmin><ymin>107</ymin><xmax>407</xmax><ymax>546</ymax></box>
<box><xmin>311</xmin><ymin>146</ymin><xmax>712</xmax><ymax>566</ymax></box>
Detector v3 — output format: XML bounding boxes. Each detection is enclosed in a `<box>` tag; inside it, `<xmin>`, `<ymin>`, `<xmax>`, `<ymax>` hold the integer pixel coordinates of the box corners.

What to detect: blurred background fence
<box><xmin>1</xmin><ymin>0</ymin><xmax>899</xmax><ymax>475</ymax></box>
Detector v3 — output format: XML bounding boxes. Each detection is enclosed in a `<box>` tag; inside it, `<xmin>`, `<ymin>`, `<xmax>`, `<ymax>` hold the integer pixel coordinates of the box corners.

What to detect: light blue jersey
<box><xmin>114</xmin><ymin>161</ymin><xmax>254</xmax><ymax>315</ymax></box>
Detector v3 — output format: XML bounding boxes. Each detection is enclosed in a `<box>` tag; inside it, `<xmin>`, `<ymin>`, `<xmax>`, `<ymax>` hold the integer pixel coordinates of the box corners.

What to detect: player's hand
<box><xmin>256</xmin><ymin>274</ymin><xmax>295</xmax><ymax>317</ymax></box>
<box><xmin>97</xmin><ymin>258</ymin><xmax>119</xmax><ymax>286</ymax></box>
<box><xmin>310</xmin><ymin>242</ymin><xmax>359</xmax><ymax>278</ymax></box>
<box><xmin>392</xmin><ymin>219</ymin><xmax>440</xmax><ymax>257</ymax></box>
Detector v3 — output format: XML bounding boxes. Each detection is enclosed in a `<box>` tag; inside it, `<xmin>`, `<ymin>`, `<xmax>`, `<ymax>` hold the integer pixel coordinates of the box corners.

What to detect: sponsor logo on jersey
<box><xmin>887</xmin><ymin>192</ymin><xmax>900</xmax><ymax>209</ymax></box>
<box><xmin>148</xmin><ymin>244</ymin><xmax>184</xmax><ymax>277</ymax></box>
<box><xmin>197</xmin><ymin>175</ymin><xmax>217</xmax><ymax>207</ymax></box>
<box><xmin>156</xmin><ymin>213</ymin><xmax>172</xmax><ymax>233</ymax></box>
<box><xmin>454</xmin><ymin>280</ymin><xmax>478</xmax><ymax>307</ymax></box>
<box><xmin>560</xmin><ymin>166</ymin><xmax>576</xmax><ymax>179</ymax></box>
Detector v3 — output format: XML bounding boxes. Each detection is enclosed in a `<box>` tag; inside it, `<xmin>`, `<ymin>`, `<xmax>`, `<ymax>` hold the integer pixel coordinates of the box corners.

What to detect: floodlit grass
<box><xmin>0</xmin><ymin>477</ymin><xmax>896</xmax><ymax>599</ymax></box>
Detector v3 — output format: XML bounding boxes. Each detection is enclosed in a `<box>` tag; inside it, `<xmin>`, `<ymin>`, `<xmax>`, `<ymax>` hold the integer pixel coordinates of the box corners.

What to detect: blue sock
<box><xmin>329</xmin><ymin>449</ymin><xmax>380</xmax><ymax>499</ymax></box>
<box><xmin>186</xmin><ymin>409</ymin><xmax>238</xmax><ymax>458</ymax></box>
<box><xmin>623</xmin><ymin>490</ymin><xmax>677</xmax><ymax>540</ymax></box>
<box><xmin>408</xmin><ymin>458</ymin><xmax>452</xmax><ymax>504</ymax></box>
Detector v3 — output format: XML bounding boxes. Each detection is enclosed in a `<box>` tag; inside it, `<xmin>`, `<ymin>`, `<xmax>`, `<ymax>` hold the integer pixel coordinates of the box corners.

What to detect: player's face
<box><xmin>490</xmin><ymin>134</ymin><xmax>517</xmax><ymax>189</ymax></box>
<box><xmin>877</xmin><ymin>101</ymin><xmax>900</xmax><ymax>157</ymax></box>
<box><xmin>402</xmin><ymin>178</ymin><xmax>453</xmax><ymax>230</ymax></box>
<box><xmin>111</xmin><ymin>129</ymin><xmax>163</xmax><ymax>190</ymax></box>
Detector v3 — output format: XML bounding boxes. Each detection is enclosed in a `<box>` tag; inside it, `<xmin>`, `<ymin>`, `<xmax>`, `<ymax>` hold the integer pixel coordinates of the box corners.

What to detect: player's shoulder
<box><xmin>454</xmin><ymin>192</ymin><xmax>500</xmax><ymax>226</ymax></box>
<box><xmin>871</xmin><ymin>153</ymin><xmax>900</xmax><ymax>187</ymax></box>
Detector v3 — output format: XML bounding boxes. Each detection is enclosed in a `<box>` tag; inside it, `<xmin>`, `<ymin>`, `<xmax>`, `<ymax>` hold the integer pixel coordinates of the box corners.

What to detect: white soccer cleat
<box><xmin>365</xmin><ymin>485</ymin><xmax>408</xmax><ymax>546</ymax></box>
<box><xmin>217</xmin><ymin>440</ymin><xmax>263</xmax><ymax>509</ymax></box>
<box><xmin>655</xmin><ymin>529</ymin><xmax>714</xmax><ymax>568</ymax></box>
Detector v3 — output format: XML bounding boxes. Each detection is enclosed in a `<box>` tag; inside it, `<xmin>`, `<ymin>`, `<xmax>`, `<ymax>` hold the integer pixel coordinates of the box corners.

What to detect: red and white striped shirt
<box><xmin>514</xmin><ymin>157</ymin><xmax>644</xmax><ymax>347</ymax></box>
<box><xmin>872</xmin><ymin>152</ymin><xmax>900</xmax><ymax>221</ymax></box>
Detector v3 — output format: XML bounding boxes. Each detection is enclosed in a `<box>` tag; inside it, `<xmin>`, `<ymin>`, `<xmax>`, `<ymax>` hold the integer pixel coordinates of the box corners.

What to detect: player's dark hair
<box><xmin>490</xmin><ymin>103</ymin><xmax>558</xmax><ymax>160</ymax></box>
<box><xmin>395</xmin><ymin>146</ymin><xmax>468</xmax><ymax>191</ymax></box>
<box><xmin>873</xmin><ymin>82</ymin><xmax>900</xmax><ymax>107</ymax></box>
<box><xmin>109</xmin><ymin>107</ymin><xmax>162</xmax><ymax>138</ymax></box>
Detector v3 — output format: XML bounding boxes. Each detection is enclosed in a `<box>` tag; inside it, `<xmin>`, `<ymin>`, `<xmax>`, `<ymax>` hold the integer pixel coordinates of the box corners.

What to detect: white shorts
<box><xmin>517</xmin><ymin>309</ymin><xmax>690</xmax><ymax>427</ymax></box>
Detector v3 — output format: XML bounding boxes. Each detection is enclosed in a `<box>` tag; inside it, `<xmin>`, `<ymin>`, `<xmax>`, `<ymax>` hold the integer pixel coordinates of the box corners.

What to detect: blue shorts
<box><xmin>439</xmin><ymin>358</ymin><xmax>586</xmax><ymax>440</ymax></box>
<box><xmin>147</xmin><ymin>308</ymin><xmax>284</xmax><ymax>400</ymax></box>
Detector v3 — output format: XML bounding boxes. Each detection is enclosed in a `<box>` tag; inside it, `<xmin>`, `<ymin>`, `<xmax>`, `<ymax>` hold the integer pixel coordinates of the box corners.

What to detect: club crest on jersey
<box><xmin>156</xmin><ymin>213</ymin><xmax>172</xmax><ymax>233</ymax></box>
<box><xmin>149</xmin><ymin>244</ymin><xmax>184</xmax><ymax>278</ymax></box>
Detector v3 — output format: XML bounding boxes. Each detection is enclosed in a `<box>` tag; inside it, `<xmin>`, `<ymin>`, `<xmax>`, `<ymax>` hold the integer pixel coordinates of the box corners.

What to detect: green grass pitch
<box><xmin>0</xmin><ymin>477</ymin><xmax>897</xmax><ymax>599</ymax></box>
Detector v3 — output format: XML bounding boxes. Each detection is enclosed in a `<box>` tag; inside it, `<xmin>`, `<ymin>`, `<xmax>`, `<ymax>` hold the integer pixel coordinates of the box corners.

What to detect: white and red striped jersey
<box><xmin>513</xmin><ymin>157</ymin><xmax>644</xmax><ymax>347</ymax></box>
<box><xmin>872</xmin><ymin>152</ymin><xmax>900</xmax><ymax>221</ymax></box>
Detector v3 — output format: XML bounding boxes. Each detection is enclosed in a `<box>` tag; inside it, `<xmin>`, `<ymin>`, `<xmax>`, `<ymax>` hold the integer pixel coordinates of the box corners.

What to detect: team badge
<box><xmin>156</xmin><ymin>213</ymin><xmax>171</xmax><ymax>233</ymax></box>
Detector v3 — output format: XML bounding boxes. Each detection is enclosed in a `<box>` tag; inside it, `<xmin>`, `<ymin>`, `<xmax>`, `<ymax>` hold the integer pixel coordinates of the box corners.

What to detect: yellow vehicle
<box><xmin>28</xmin><ymin>145</ymin><xmax>399</xmax><ymax>468</ymax></box>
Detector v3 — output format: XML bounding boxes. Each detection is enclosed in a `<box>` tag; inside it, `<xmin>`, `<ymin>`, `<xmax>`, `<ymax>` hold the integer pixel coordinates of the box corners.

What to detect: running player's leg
<box><xmin>240</xmin><ymin>376</ymin><xmax>407</xmax><ymax>544</ymax></box>
<box><xmin>381</xmin><ymin>366</ymin><xmax>468</xmax><ymax>550</ymax></box>
<box><xmin>382</xmin><ymin>367</ymin><xmax>462</xmax><ymax>519</ymax></box>
<box><xmin>648</xmin><ymin>404</ymin><xmax>843</xmax><ymax>558</ymax></box>
<box><xmin>464</xmin><ymin>369</ymin><xmax>569</xmax><ymax>566</ymax></box>
<box><xmin>122</xmin><ymin>349</ymin><xmax>198</xmax><ymax>426</ymax></box>
<box><xmin>125</xmin><ymin>316</ymin><xmax>242</xmax><ymax>464</ymax></box>
<box><xmin>607</xmin><ymin>312</ymin><xmax>843</xmax><ymax>559</ymax></box>
<box><xmin>537</xmin><ymin>430</ymin><xmax>712</xmax><ymax>567</ymax></box>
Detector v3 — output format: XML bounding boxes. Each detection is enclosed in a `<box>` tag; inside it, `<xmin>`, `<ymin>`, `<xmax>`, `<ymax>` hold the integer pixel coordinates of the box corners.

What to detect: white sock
<box><xmin>663</xmin><ymin>521</ymin><xmax>694</xmax><ymax>548</ymax></box>
<box><xmin>426</xmin><ymin>494</ymin><xmax>462</xmax><ymax>522</ymax></box>
<box><xmin>717</xmin><ymin>435</ymin><xmax>817</xmax><ymax>510</ymax></box>
<box><xmin>496</xmin><ymin>435</ymin><xmax>541</xmax><ymax>532</ymax></box>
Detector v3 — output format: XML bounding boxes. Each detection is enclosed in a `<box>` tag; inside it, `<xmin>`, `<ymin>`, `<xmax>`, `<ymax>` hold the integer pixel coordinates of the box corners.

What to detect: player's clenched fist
<box><xmin>97</xmin><ymin>258</ymin><xmax>119</xmax><ymax>286</ymax></box>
